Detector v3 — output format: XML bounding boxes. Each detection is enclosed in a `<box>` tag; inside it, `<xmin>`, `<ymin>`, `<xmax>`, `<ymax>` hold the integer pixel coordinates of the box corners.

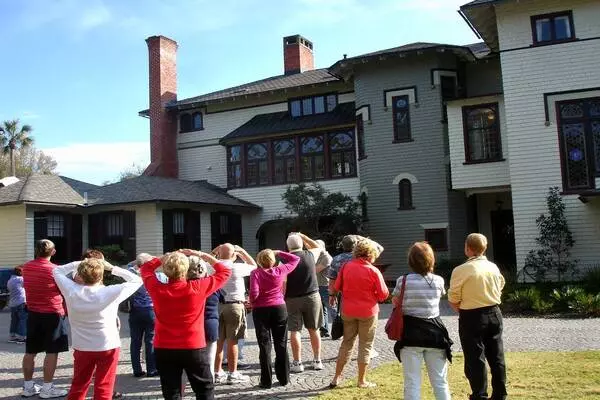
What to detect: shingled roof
<box><xmin>0</xmin><ymin>175</ymin><xmax>85</xmax><ymax>206</ymax></box>
<box><xmin>220</xmin><ymin>102</ymin><xmax>355</xmax><ymax>144</ymax></box>
<box><xmin>0</xmin><ymin>175</ymin><xmax>259</xmax><ymax>209</ymax></box>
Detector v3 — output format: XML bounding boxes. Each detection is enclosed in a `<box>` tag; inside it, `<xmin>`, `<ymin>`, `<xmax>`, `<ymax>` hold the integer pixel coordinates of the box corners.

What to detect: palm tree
<box><xmin>0</xmin><ymin>119</ymin><xmax>34</xmax><ymax>177</ymax></box>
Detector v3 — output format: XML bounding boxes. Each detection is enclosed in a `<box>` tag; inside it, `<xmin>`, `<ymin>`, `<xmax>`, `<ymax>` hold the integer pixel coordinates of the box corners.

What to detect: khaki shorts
<box><xmin>218</xmin><ymin>303</ymin><xmax>246</xmax><ymax>341</ymax></box>
<box><xmin>286</xmin><ymin>291</ymin><xmax>323</xmax><ymax>332</ymax></box>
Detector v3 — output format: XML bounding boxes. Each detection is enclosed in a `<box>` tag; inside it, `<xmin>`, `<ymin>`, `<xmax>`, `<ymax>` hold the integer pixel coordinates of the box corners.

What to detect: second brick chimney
<box><xmin>283</xmin><ymin>35</ymin><xmax>314</xmax><ymax>75</ymax></box>
<box><xmin>144</xmin><ymin>35</ymin><xmax>178</xmax><ymax>178</ymax></box>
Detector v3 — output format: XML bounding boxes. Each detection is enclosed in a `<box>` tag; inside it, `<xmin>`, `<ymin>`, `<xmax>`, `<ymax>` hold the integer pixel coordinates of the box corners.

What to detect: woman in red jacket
<box><xmin>139</xmin><ymin>250</ymin><xmax>231</xmax><ymax>400</ymax></box>
<box><xmin>328</xmin><ymin>239</ymin><xmax>389</xmax><ymax>389</ymax></box>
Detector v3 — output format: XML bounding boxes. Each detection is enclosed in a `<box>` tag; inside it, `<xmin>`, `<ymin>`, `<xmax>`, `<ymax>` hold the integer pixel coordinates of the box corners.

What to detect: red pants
<box><xmin>68</xmin><ymin>348</ymin><xmax>120</xmax><ymax>400</ymax></box>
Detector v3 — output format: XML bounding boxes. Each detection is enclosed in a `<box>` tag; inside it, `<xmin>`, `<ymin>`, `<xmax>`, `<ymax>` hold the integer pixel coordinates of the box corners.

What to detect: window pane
<box><xmin>302</xmin><ymin>98</ymin><xmax>313</xmax><ymax>115</ymax></box>
<box><xmin>344</xmin><ymin>151</ymin><xmax>356</xmax><ymax>175</ymax></box>
<box><xmin>331</xmin><ymin>153</ymin><xmax>342</xmax><ymax>177</ymax></box>
<box><xmin>47</xmin><ymin>215</ymin><xmax>64</xmax><ymax>237</ymax></box>
<box><xmin>301</xmin><ymin>157</ymin><xmax>312</xmax><ymax>180</ymax></box>
<box><xmin>425</xmin><ymin>229</ymin><xmax>447</xmax><ymax>251</ymax></box>
<box><xmin>274</xmin><ymin>159</ymin><xmax>284</xmax><ymax>184</ymax></box>
<box><xmin>441</xmin><ymin>76</ymin><xmax>457</xmax><ymax>101</ymax></box>
<box><xmin>274</xmin><ymin>140</ymin><xmax>295</xmax><ymax>156</ymax></box>
<box><xmin>393</xmin><ymin>96</ymin><xmax>411</xmax><ymax>141</ymax></box>
<box><xmin>291</xmin><ymin>100</ymin><xmax>302</xmax><ymax>117</ymax></box>
<box><xmin>465</xmin><ymin>106</ymin><xmax>501</xmax><ymax>162</ymax></box>
<box><xmin>554</xmin><ymin>16</ymin><xmax>571</xmax><ymax>40</ymax></box>
<box><xmin>220</xmin><ymin>215</ymin><xmax>229</xmax><ymax>234</ymax></box>
<box><xmin>247</xmin><ymin>143</ymin><xmax>267</xmax><ymax>160</ymax></box>
<box><xmin>326</xmin><ymin>95</ymin><xmax>337</xmax><ymax>112</ymax></box>
<box><xmin>330</xmin><ymin>132</ymin><xmax>354</xmax><ymax>150</ymax></box>
<box><xmin>315</xmin><ymin>155</ymin><xmax>325</xmax><ymax>179</ymax></box>
<box><xmin>229</xmin><ymin>146</ymin><xmax>241</xmax><ymax>162</ymax></box>
<box><xmin>106</xmin><ymin>214</ymin><xmax>123</xmax><ymax>236</ymax></box>
<box><xmin>314</xmin><ymin>96</ymin><xmax>325</xmax><ymax>114</ymax></box>
<box><xmin>247</xmin><ymin>163</ymin><xmax>258</xmax><ymax>186</ymax></box>
<box><xmin>180</xmin><ymin>114</ymin><xmax>192</xmax><ymax>132</ymax></box>
<box><xmin>228</xmin><ymin>164</ymin><xmax>242</xmax><ymax>187</ymax></box>
<box><xmin>302</xmin><ymin>136</ymin><xmax>324</xmax><ymax>153</ymax></box>
<box><xmin>286</xmin><ymin>158</ymin><xmax>296</xmax><ymax>182</ymax></box>
<box><xmin>536</xmin><ymin>18</ymin><xmax>552</xmax><ymax>42</ymax></box>
<box><xmin>173</xmin><ymin>212</ymin><xmax>185</xmax><ymax>234</ymax></box>
<box><xmin>192</xmin><ymin>113</ymin><xmax>203</xmax><ymax>130</ymax></box>
<box><xmin>259</xmin><ymin>160</ymin><xmax>269</xmax><ymax>184</ymax></box>
<box><xmin>562</xmin><ymin>122</ymin><xmax>590</xmax><ymax>189</ymax></box>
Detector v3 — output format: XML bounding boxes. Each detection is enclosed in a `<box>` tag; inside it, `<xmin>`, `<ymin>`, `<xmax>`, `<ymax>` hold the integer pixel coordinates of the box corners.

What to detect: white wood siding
<box><xmin>0</xmin><ymin>205</ymin><xmax>27</xmax><ymax>266</ymax></box>
<box><xmin>496</xmin><ymin>0</ymin><xmax>600</xmax><ymax>269</ymax></box>
<box><xmin>178</xmin><ymin>145</ymin><xmax>227</xmax><ymax>187</ymax></box>
<box><xmin>447</xmin><ymin>95</ymin><xmax>510</xmax><ymax>190</ymax></box>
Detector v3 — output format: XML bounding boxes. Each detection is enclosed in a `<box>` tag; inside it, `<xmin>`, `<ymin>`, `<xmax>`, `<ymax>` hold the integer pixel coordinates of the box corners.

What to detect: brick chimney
<box><xmin>144</xmin><ymin>35</ymin><xmax>178</xmax><ymax>178</ymax></box>
<box><xmin>283</xmin><ymin>35</ymin><xmax>314</xmax><ymax>75</ymax></box>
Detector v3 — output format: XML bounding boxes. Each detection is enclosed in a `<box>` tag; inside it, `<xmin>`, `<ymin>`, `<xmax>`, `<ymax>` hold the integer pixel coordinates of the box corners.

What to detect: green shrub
<box><xmin>582</xmin><ymin>267</ymin><xmax>600</xmax><ymax>294</ymax></box>
<box><xmin>569</xmin><ymin>292</ymin><xmax>600</xmax><ymax>317</ymax></box>
<box><xmin>505</xmin><ymin>287</ymin><xmax>543</xmax><ymax>313</ymax></box>
<box><xmin>551</xmin><ymin>286</ymin><xmax>586</xmax><ymax>312</ymax></box>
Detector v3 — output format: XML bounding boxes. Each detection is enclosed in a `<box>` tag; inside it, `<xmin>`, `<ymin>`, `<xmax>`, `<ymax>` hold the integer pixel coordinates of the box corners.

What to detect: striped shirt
<box><xmin>393</xmin><ymin>273</ymin><xmax>445</xmax><ymax>319</ymax></box>
<box><xmin>22</xmin><ymin>258</ymin><xmax>65</xmax><ymax>315</ymax></box>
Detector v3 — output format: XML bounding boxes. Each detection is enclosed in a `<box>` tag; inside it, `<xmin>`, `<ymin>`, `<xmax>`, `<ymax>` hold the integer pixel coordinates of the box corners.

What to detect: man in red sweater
<box><xmin>21</xmin><ymin>239</ymin><xmax>69</xmax><ymax>398</ymax></box>
<box><xmin>140</xmin><ymin>250</ymin><xmax>231</xmax><ymax>400</ymax></box>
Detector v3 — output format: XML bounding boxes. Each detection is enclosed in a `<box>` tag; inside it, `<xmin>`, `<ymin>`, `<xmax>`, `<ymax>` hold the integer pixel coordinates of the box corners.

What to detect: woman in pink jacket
<box><xmin>329</xmin><ymin>239</ymin><xmax>389</xmax><ymax>389</ymax></box>
<box><xmin>249</xmin><ymin>250</ymin><xmax>300</xmax><ymax>389</ymax></box>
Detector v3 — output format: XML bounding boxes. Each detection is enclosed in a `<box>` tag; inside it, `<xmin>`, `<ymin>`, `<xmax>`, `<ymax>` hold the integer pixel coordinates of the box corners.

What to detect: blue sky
<box><xmin>0</xmin><ymin>0</ymin><xmax>476</xmax><ymax>184</ymax></box>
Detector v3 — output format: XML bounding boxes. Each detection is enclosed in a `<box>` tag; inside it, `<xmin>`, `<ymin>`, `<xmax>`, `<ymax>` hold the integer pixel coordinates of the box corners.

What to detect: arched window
<box><xmin>274</xmin><ymin>139</ymin><xmax>296</xmax><ymax>184</ymax></box>
<box><xmin>246</xmin><ymin>143</ymin><xmax>268</xmax><ymax>186</ymax></box>
<box><xmin>329</xmin><ymin>131</ymin><xmax>356</xmax><ymax>178</ymax></box>
<box><xmin>301</xmin><ymin>136</ymin><xmax>324</xmax><ymax>180</ymax></box>
<box><xmin>192</xmin><ymin>112</ymin><xmax>203</xmax><ymax>130</ymax></box>
<box><xmin>179</xmin><ymin>114</ymin><xmax>192</xmax><ymax>132</ymax></box>
<box><xmin>398</xmin><ymin>179</ymin><xmax>413</xmax><ymax>209</ymax></box>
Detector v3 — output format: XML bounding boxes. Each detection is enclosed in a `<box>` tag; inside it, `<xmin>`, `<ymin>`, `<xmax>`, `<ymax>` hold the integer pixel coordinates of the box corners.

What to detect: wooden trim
<box><xmin>222</xmin><ymin>123</ymin><xmax>355</xmax><ymax>145</ymax></box>
<box><xmin>543</xmin><ymin>87</ymin><xmax>600</xmax><ymax>122</ymax></box>
<box><xmin>392</xmin><ymin>95</ymin><xmax>412</xmax><ymax>142</ymax></box>
<box><xmin>430</xmin><ymin>68</ymin><xmax>458</xmax><ymax>87</ymax></box>
<box><xmin>531</xmin><ymin>10</ymin><xmax>575</xmax><ymax>46</ymax></box>
<box><xmin>500</xmin><ymin>36</ymin><xmax>600</xmax><ymax>54</ymax></box>
<box><xmin>383</xmin><ymin>86</ymin><xmax>418</xmax><ymax>107</ymax></box>
<box><xmin>462</xmin><ymin>102</ymin><xmax>502</xmax><ymax>163</ymax></box>
<box><xmin>463</xmin><ymin>158</ymin><xmax>506</xmax><ymax>165</ymax></box>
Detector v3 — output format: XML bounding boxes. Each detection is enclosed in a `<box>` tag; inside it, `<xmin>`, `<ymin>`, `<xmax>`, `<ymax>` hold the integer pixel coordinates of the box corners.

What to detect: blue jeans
<box><xmin>318</xmin><ymin>286</ymin><xmax>330</xmax><ymax>333</ymax></box>
<box><xmin>128</xmin><ymin>307</ymin><xmax>157</xmax><ymax>374</ymax></box>
<box><xmin>10</xmin><ymin>303</ymin><xmax>27</xmax><ymax>338</ymax></box>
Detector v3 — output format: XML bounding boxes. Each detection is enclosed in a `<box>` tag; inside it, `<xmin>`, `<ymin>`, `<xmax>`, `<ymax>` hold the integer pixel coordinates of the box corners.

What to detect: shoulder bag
<box><xmin>385</xmin><ymin>274</ymin><xmax>406</xmax><ymax>341</ymax></box>
<box><xmin>330</xmin><ymin>266</ymin><xmax>345</xmax><ymax>340</ymax></box>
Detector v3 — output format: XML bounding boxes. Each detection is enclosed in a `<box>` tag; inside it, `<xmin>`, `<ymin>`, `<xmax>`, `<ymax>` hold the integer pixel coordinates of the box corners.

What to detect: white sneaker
<box><xmin>227</xmin><ymin>371</ymin><xmax>250</xmax><ymax>384</ymax></box>
<box><xmin>21</xmin><ymin>383</ymin><xmax>42</xmax><ymax>397</ymax></box>
<box><xmin>313</xmin><ymin>360</ymin><xmax>324</xmax><ymax>370</ymax></box>
<box><xmin>214</xmin><ymin>370</ymin><xmax>228</xmax><ymax>384</ymax></box>
<box><xmin>39</xmin><ymin>385</ymin><xmax>67</xmax><ymax>399</ymax></box>
<box><xmin>291</xmin><ymin>360</ymin><xmax>304</xmax><ymax>373</ymax></box>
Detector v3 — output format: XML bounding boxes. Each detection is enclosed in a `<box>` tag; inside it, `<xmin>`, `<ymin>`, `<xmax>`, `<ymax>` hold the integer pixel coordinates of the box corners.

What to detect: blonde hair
<box><xmin>466</xmin><ymin>233</ymin><xmax>488</xmax><ymax>256</ymax></box>
<box><xmin>408</xmin><ymin>242</ymin><xmax>435</xmax><ymax>275</ymax></box>
<box><xmin>352</xmin><ymin>239</ymin><xmax>379</xmax><ymax>262</ymax></box>
<box><xmin>77</xmin><ymin>258</ymin><xmax>104</xmax><ymax>285</ymax></box>
<box><xmin>35</xmin><ymin>239</ymin><xmax>55</xmax><ymax>258</ymax></box>
<box><xmin>161</xmin><ymin>252</ymin><xmax>190</xmax><ymax>280</ymax></box>
<box><xmin>256</xmin><ymin>249</ymin><xmax>276</xmax><ymax>269</ymax></box>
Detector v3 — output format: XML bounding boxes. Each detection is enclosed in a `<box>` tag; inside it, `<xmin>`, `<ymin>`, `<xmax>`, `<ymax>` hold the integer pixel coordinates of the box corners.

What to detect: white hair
<box><xmin>287</xmin><ymin>234</ymin><xmax>303</xmax><ymax>251</ymax></box>
<box><xmin>315</xmin><ymin>239</ymin><xmax>326</xmax><ymax>249</ymax></box>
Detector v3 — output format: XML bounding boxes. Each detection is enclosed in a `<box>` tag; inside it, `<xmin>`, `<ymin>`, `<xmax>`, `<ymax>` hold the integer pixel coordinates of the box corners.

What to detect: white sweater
<box><xmin>53</xmin><ymin>262</ymin><xmax>142</xmax><ymax>351</ymax></box>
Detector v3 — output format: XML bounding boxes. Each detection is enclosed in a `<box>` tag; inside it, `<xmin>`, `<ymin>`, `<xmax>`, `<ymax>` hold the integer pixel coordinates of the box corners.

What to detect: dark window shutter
<box><xmin>210</xmin><ymin>212</ymin><xmax>220</xmax><ymax>249</ymax></box>
<box><xmin>162</xmin><ymin>209</ymin><xmax>175</xmax><ymax>253</ymax></box>
<box><xmin>187</xmin><ymin>210</ymin><xmax>201</xmax><ymax>250</ymax></box>
<box><xmin>34</xmin><ymin>212</ymin><xmax>47</xmax><ymax>241</ymax></box>
<box><xmin>88</xmin><ymin>213</ymin><xmax>103</xmax><ymax>248</ymax></box>
<box><xmin>122</xmin><ymin>211</ymin><xmax>136</xmax><ymax>261</ymax></box>
<box><xmin>70</xmin><ymin>214</ymin><xmax>83</xmax><ymax>260</ymax></box>
<box><xmin>230</xmin><ymin>213</ymin><xmax>243</xmax><ymax>246</ymax></box>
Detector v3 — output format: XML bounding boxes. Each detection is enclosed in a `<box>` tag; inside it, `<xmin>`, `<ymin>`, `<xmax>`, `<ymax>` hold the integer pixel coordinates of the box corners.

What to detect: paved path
<box><xmin>1</xmin><ymin>304</ymin><xmax>599</xmax><ymax>399</ymax></box>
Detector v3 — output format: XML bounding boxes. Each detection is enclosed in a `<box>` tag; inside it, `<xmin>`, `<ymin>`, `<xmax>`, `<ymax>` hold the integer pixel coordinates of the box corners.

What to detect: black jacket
<box><xmin>393</xmin><ymin>315</ymin><xmax>453</xmax><ymax>363</ymax></box>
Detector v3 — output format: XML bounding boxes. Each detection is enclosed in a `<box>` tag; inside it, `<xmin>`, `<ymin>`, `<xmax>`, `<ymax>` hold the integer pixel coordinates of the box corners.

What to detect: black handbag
<box><xmin>330</xmin><ymin>266</ymin><xmax>345</xmax><ymax>340</ymax></box>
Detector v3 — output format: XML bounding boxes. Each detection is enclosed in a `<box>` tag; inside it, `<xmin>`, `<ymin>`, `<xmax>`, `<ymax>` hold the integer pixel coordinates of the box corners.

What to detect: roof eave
<box><xmin>90</xmin><ymin>199</ymin><xmax>261</xmax><ymax>210</ymax></box>
<box><xmin>219</xmin><ymin>122</ymin><xmax>356</xmax><ymax>145</ymax></box>
<box><xmin>459</xmin><ymin>1</ymin><xmax>501</xmax><ymax>52</ymax></box>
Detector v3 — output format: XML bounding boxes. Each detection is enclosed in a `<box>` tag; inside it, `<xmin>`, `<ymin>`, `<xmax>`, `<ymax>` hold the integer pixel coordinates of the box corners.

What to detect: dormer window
<box><xmin>531</xmin><ymin>11</ymin><xmax>575</xmax><ymax>46</ymax></box>
<box><xmin>289</xmin><ymin>94</ymin><xmax>337</xmax><ymax>117</ymax></box>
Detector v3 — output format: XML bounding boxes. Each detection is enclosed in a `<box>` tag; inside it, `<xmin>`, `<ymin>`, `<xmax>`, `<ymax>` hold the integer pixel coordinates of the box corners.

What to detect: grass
<box><xmin>317</xmin><ymin>351</ymin><xmax>600</xmax><ymax>400</ymax></box>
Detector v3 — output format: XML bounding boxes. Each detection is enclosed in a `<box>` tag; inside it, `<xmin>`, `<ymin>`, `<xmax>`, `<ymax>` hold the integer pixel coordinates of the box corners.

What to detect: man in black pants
<box><xmin>448</xmin><ymin>233</ymin><xmax>507</xmax><ymax>400</ymax></box>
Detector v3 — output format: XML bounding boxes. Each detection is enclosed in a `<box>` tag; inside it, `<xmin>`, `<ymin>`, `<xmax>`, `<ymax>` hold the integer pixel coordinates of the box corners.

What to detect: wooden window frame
<box><xmin>301</xmin><ymin>135</ymin><xmax>326</xmax><ymax>181</ymax></box>
<box><xmin>288</xmin><ymin>93</ymin><xmax>338</xmax><ymax>118</ymax></box>
<box><xmin>46</xmin><ymin>214</ymin><xmax>65</xmax><ymax>237</ymax></box>
<box><xmin>329</xmin><ymin>132</ymin><xmax>356</xmax><ymax>179</ymax></box>
<box><xmin>531</xmin><ymin>11</ymin><xmax>576</xmax><ymax>46</ymax></box>
<box><xmin>425</xmin><ymin>228</ymin><xmax>448</xmax><ymax>252</ymax></box>
<box><xmin>462</xmin><ymin>102</ymin><xmax>504</xmax><ymax>164</ymax></box>
<box><xmin>397</xmin><ymin>179</ymin><xmax>414</xmax><ymax>210</ymax></box>
<box><xmin>273</xmin><ymin>139</ymin><xmax>297</xmax><ymax>185</ymax></box>
<box><xmin>556</xmin><ymin>97</ymin><xmax>600</xmax><ymax>193</ymax></box>
<box><xmin>392</xmin><ymin>95</ymin><xmax>412</xmax><ymax>143</ymax></box>
<box><xmin>226</xmin><ymin>129</ymin><xmax>357</xmax><ymax>189</ymax></box>
<box><xmin>245</xmin><ymin>142</ymin><xmax>269</xmax><ymax>187</ymax></box>
<box><xmin>191</xmin><ymin>112</ymin><xmax>204</xmax><ymax>131</ymax></box>
<box><xmin>356</xmin><ymin>115</ymin><xmax>366</xmax><ymax>160</ymax></box>
<box><xmin>179</xmin><ymin>113</ymin><xmax>192</xmax><ymax>133</ymax></box>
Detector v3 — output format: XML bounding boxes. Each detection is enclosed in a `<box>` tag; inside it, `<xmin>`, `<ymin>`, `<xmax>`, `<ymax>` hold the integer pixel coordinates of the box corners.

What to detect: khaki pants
<box><xmin>337</xmin><ymin>314</ymin><xmax>377</xmax><ymax>365</ymax></box>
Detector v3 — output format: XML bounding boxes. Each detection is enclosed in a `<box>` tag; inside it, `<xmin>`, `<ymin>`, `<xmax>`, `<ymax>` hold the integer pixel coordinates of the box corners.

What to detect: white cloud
<box><xmin>77</xmin><ymin>3</ymin><xmax>112</xmax><ymax>31</ymax></box>
<box><xmin>43</xmin><ymin>141</ymin><xmax>149</xmax><ymax>184</ymax></box>
<box><xmin>16</xmin><ymin>0</ymin><xmax>112</xmax><ymax>34</ymax></box>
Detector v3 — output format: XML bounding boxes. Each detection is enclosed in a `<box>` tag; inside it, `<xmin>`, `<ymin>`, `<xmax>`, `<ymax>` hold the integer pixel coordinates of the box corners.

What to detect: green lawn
<box><xmin>317</xmin><ymin>351</ymin><xmax>600</xmax><ymax>399</ymax></box>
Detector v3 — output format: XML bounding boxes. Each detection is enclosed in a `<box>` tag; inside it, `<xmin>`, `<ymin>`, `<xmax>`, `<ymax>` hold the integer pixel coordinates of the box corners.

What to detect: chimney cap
<box><xmin>145</xmin><ymin>35</ymin><xmax>178</xmax><ymax>47</ymax></box>
<box><xmin>283</xmin><ymin>34</ymin><xmax>313</xmax><ymax>50</ymax></box>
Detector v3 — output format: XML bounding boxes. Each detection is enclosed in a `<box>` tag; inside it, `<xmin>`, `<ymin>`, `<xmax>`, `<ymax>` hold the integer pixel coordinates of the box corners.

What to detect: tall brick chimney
<box><xmin>144</xmin><ymin>35</ymin><xmax>178</xmax><ymax>178</ymax></box>
<box><xmin>283</xmin><ymin>35</ymin><xmax>314</xmax><ymax>75</ymax></box>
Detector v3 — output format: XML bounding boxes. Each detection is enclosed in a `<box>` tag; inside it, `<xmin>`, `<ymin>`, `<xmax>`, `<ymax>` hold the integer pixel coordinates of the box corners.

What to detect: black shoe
<box><xmin>147</xmin><ymin>371</ymin><xmax>159</xmax><ymax>377</ymax></box>
<box><xmin>320</xmin><ymin>331</ymin><xmax>330</xmax><ymax>338</ymax></box>
<box><xmin>258</xmin><ymin>383</ymin><xmax>272</xmax><ymax>389</ymax></box>
<box><xmin>113</xmin><ymin>392</ymin><xmax>123</xmax><ymax>399</ymax></box>
<box><xmin>133</xmin><ymin>371</ymin><xmax>147</xmax><ymax>378</ymax></box>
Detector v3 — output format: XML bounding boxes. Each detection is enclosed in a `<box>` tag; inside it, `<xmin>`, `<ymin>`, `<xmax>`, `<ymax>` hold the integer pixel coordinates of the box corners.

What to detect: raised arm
<box><xmin>191</xmin><ymin>261</ymin><xmax>232</xmax><ymax>295</ymax></box>
<box><xmin>274</xmin><ymin>251</ymin><xmax>300</xmax><ymax>275</ymax></box>
<box><xmin>234</xmin><ymin>245</ymin><xmax>257</xmax><ymax>266</ymax></box>
<box><xmin>298</xmin><ymin>232</ymin><xmax>319</xmax><ymax>250</ymax></box>
<box><xmin>139</xmin><ymin>257</ymin><xmax>163</xmax><ymax>292</ymax></box>
<box><xmin>110</xmin><ymin>266</ymin><xmax>143</xmax><ymax>302</ymax></box>
<box><xmin>249</xmin><ymin>271</ymin><xmax>260</xmax><ymax>305</ymax></box>
<box><xmin>52</xmin><ymin>261</ymin><xmax>82</xmax><ymax>296</ymax></box>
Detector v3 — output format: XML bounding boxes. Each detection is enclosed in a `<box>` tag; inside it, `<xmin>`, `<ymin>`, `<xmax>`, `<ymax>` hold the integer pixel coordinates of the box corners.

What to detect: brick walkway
<box><xmin>1</xmin><ymin>304</ymin><xmax>599</xmax><ymax>399</ymax></box>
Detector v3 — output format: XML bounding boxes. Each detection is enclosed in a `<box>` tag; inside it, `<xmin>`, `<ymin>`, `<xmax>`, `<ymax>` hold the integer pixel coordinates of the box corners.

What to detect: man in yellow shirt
<box><xmin>448</xmin><ymin>233</ymin><xmax>507</xmax><ymax>400</ymax></box>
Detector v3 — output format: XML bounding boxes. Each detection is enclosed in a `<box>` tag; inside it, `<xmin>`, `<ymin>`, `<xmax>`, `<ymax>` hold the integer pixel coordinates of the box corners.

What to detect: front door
<box><xmin>490</xmin><ymin>209</ymin><xmax>516</xmax><ymax>274</ymax></box>
<box><xmin>211</xmin><ymin>212</ymin><xmax>242</xmax><ymax>248</ymax></box>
